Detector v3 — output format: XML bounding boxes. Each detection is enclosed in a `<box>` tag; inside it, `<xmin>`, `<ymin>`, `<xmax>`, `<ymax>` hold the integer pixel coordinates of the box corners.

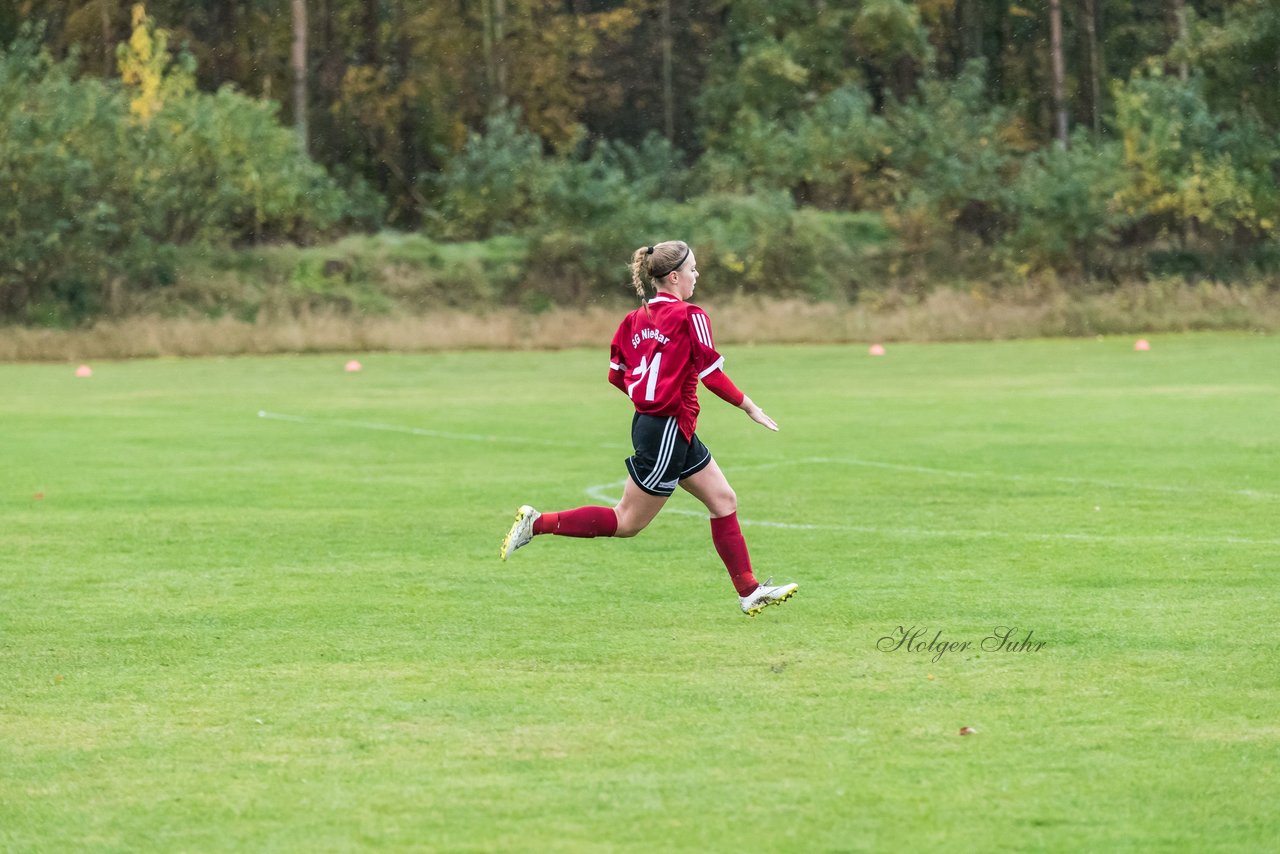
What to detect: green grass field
<box><xmin>3</xmin><ymin>334</ymin><xmax>1278</xmax><ymax>852</ymax></box>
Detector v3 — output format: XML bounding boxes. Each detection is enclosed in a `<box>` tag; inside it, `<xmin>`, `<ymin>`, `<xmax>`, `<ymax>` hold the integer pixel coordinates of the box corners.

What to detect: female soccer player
<box><xmin>499</xmin><ymin>240</ymin><xmax>797</xmax><ymax>616</ymax></box>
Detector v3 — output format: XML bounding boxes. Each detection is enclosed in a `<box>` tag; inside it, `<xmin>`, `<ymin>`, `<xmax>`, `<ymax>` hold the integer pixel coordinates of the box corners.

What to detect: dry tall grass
<box><xmin>2</xmin><ymin>283</ymin><xmax>1276</xmax><ymax>362</ymax></box>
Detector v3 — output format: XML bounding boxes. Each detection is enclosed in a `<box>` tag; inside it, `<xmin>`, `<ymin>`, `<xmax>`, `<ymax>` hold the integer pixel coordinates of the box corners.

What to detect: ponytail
<box><xmin>631</xmin><ymin>246</ymin><xmax>653</xmax><ymax>302</ymax></box>
<box><xmin>630</xmin><ymin>240</ymin><xmax>690</xmax><ymax>306</ymax></box>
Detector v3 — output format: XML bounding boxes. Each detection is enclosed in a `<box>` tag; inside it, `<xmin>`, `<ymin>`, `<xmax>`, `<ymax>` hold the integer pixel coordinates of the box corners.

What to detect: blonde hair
<box><xmin>630</xmin><ymin>241</ymin><xmax>691</xmax><ymax>301</ymax></box>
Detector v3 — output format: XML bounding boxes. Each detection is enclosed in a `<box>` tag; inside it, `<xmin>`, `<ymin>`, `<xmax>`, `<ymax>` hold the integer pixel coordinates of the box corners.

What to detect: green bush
<box><xmin>428</xmin><ymin>121</ymin><xmax>691</xmax><ymax>302</ymax></box>
<box><xmin>666</xmin><ymin>193</ymin><xmax>891</xmax><ymax>300</ymax></box>
<box><xmin>1111</xmin><ymin>71</ymin><xmax>1278</xmax><ymax>244</ymax></box>
<box><xmin>881</xmin><ymin>61</ymin><xmax>1018</xmax><ymax>239</ymax></box>
<box><xmin>700</xmin><ymin>86</ymin><xmax>890</xmax><ymax>210</ymax></box>
<box><xmin>427</xmin><ymin>107</ymin><xmax>549</xmax><ymax>240</ymax></box>
<box><xmin>1000</xmin><ymin>133</ymin><xmax>1131</xmax><ymax>276</ymax></box>
<box><xmin>1</xmin><ymin>38</ymin><xmax>146</xmax><ymax>320</ymax></box>
<box><xmin>528</xmin><ymin>190</ymin><xmax>892</xmax><ymax>304</ymax></box>
<box><xmin>0</xmin><ymin>29</ymin><xmax>365</xmax><ymax>322</ymax></box>
<box><xmin>135</xmin><ymin>86</ymin><xmax>356</xmax><ymax>245</ymax></box>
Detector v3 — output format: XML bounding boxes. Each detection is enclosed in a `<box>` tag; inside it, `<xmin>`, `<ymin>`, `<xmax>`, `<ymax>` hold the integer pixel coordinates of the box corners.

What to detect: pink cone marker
<box><xmin>344</xmin><ymin>360</ymin><xmax>362</xmax><ymax>372</ymax></box>
<box><xmin>75</xmin><ymin>365</ymin><xmax>92</xmax><ymax>378</ymax></box>
<box><xmin>1134</xmin><ymin>339</ymin><xmax>1151</xmax><ymax>351</ymax></box>
<box><xmin>868</xmin><ymin>344</ymin><xmax>886</xmax><ymax>356</ymax></box>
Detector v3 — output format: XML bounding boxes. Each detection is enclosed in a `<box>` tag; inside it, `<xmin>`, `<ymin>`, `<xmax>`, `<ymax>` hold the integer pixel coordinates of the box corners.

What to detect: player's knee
<box><xmin>611</xmin><ymin>505</ymin><xmax>639</xmax><ymax>538</ymax></box>
<box><xmin>614</xmin><ymin>517</ymin><xmax>645</xmax><ymax>538</ymax></box>
<box><xmin>708</xmin><ymin>488</ymin><xmax>736</xmax><ymax>517</ymax></box>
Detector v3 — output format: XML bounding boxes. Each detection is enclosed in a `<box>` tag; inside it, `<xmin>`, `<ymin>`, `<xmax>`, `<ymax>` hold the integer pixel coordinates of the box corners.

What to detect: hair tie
<box><xmin>645</xmin><ymin>246</ymin><xmax>654</xmax><ymax>255</ymax></box>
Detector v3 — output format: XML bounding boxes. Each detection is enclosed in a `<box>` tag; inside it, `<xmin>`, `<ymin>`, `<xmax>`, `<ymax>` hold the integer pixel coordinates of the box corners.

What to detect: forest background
<box><xmin>2</xmin><ymin>0</ymin><xmax>1278</xmax><ymax>352</ymax></box>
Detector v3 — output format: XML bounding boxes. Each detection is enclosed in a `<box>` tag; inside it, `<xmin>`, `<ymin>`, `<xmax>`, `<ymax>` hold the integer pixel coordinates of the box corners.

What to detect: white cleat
<box><xmin>740</xmin><ymin>577</ymin><xmax>798</xmax><ymax>616</ymax></box>
<box><xmin>501</xmin><ymin>505</ymin><xmax>540</xmax><ymax>561</ymax></box>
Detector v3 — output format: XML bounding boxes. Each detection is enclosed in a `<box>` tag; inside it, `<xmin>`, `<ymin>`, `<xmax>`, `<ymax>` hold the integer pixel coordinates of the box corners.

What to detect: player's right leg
<box><xmin>499</xmin><ymin>478</ymin><xmax>666</xmax><ymax>560</ymax></box>
<box><xmin>500</xmin><ymin>504</ymin><xmax>542</xmax><ymax>560</ymax></box>
<box><xmin>501</xmin><ymin>413</ymin><xmax>674</xmax><ymax>560</ymax></box>
<box><xmin>611</xmin><ymin>477</ymin><xmax>668</xmax><ymax>537</ymax></box>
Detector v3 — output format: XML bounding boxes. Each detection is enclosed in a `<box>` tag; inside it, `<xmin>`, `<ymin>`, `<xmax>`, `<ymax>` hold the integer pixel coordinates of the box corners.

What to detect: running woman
<box><xmin>500</xmin><ymin>240</ymin><xmax>797</xmax><ymax>616</ymax></box>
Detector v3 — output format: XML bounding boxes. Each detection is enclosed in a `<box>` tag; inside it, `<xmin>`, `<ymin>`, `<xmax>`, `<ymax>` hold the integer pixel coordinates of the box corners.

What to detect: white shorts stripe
<box><xmin>645</xmin><ymin>419</ymin><xmax>675</xmax><ymax>491</ymax></box>
<box><xmin>680</xmin><ymin>449</ymin><xmax>711</xmax><ymax>477</ymax></box>
<box><xmin>641</xmin><ymin>420</ymin><xmax>668</xmax><ymax>489</ymax></box>
<box><xmin>642</xmin><ymin>419</ymin><xmax>674</xmax><ymax>489</ymax></box>
<box><xmin>643</xmin><ymin>417</ymin><xmax>678</xmax><ymax>490</ymax></box>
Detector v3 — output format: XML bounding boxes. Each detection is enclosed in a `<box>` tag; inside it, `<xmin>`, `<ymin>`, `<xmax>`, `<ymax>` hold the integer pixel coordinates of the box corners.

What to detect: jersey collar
<box><xmin>648</xmin><ymin>291</ymin><xmax>681</xmax><ymax>304</ymax></box>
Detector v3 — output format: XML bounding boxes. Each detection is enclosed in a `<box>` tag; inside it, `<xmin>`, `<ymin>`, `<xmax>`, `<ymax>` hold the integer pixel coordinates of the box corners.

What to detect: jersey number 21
<box><xmin>627</xmin><ymin>353</ymin><xmax>662</xmax><ymax>402</ymax></box>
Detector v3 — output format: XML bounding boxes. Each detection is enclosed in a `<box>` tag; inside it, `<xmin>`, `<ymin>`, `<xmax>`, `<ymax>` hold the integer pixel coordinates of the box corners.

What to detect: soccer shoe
<box><xmin>501</xmin><ymin>504</ymin><xmax>540</xmax><ymax>561</ymax></box>
<box><xmin>740</xmin><ymin>577</ymin><xmax>798</xmax><ymax>616</ymax></box>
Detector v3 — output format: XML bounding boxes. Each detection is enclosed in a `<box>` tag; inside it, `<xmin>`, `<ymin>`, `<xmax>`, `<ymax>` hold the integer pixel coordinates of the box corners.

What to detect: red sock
<box><xmin>533</xmin><ymin>506</ymin><xmax>618</xmax><ymax>538</ymax></box>
<box><xmin>710</xmin><ymin>512</ymin><xmax>759</xmax><ymax>597</ymax></box>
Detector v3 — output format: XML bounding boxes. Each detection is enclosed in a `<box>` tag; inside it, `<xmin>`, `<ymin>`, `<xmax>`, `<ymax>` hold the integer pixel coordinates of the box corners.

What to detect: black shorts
<box><xmin>625</xmin><ymin>413</ymin><xmax>713</xmax><ymax>497</ymax></box>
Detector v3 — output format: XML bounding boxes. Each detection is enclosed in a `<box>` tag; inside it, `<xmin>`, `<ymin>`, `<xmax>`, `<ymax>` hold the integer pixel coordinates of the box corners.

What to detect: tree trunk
<box><xmin>292</xmin><ymin>0</ymin><xmax>308</xmax><ymax>155</ymax></box>
<box><xmin>1049</xmin><ymin>0</ymin><xmax>1068</xmax><ymax>147</ymax></box>
<box><xmin>995</xmin><ymin>2</ymin><xmax>1010</xmax><ymax>102</ymax></box>
<box><xmin>363</xmin><ymin>0</ymin><xmax>380</xmax><ymax>66</ymax></box>
<box><xmin>100</xmin><ymin>0</ymin><xmax>113</xmax><ymax>75</ymax></box>
<box><xmin>395</xmin><ymin>0</ymin><xmax>421</xmax><ymax>223</ymax></box>
<box><xmin>481</xmin><ymin>0</ymin><xmax>494</xmax><ymax>109</ymax></box>
<box><xmin>494</xmin><ymin>0</ymin><xmax>506</xmax><ymax>105</ymax></box>
<box><xmin>1173</xmin><ymin>0</ymin><xmax>1189</xmax><ymax>81</ymax></box>
<box><xmin>660</xmin><ymin>0</ymin><xmax>673</xmax><ymax>141</ymax></box>
<box><xmin>1082</xmin><ymin>0</ymin><xmax>1100</xmax><ymax>136</ymax></box>
<box><xmin>960</xmin><ymin>0</ymin><xmax>982</xmax><ymax>63</ymax></box>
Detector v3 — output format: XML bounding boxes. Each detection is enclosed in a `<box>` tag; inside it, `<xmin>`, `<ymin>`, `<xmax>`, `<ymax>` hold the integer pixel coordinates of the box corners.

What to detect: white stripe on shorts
<box><xmin>680</xmin><ymin>449</ymin><xmax>711</xmax><ymax>477</ymax></box>
<box><xmin>643</xmin><ymin>417</ymin><xmax>678</xmax><ymax>490</ymax></box>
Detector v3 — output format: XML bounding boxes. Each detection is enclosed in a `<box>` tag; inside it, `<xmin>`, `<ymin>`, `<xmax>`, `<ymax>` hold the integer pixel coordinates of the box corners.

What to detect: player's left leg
<box><xmin>680</xmin><ymin>455</ymin><xmax>797</xmax><ymax>615</ymax></box>
<box><xmin>680</xmin><ymin>459</ymin><xmax>754</xmax><ymax>595</ymax></box>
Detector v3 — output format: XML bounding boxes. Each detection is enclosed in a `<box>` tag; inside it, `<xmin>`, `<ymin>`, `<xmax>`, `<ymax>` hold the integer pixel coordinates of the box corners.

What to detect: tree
<box><xmin>291</xmin><ymin>0</ymin><xmax>307</xmax><ymax>154</ymax></box>
<box><xmin>115</xmin><ymin>2</ymin><xmax>192</xmax><ymax>124</ymax></box>
<box><xmin>1049</xmin><ymin>0</ymin><xmax>1068</xmax><ymax>147</ymax></box>
<box><xmin>1081</xmin><ymin>0</ymin><xmax>1101</xmax><ymax>135</ymax></box>
<box><xmin>1184</xmin><ymin>0</ymin><xmax>1280</xmax><ymax>130</ymax></box>
<box><xmin>660</xmin><ymin>0</ymin><xmax>672</xmax><ymax>141</ymax></box>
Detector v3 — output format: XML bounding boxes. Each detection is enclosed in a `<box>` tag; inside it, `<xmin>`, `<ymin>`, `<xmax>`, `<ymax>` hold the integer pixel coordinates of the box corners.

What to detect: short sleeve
<box><xmin>687</xmin><ymin>308</ymin><xmax>726</xmax><ymax>379</ymax></box>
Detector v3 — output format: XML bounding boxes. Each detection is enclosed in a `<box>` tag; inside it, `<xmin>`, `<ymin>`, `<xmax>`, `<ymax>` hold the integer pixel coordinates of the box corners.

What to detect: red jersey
<box><xmin>608</xmin><ymin>292</ymin><xmax>728</xmax><ymax>439</ymax></box>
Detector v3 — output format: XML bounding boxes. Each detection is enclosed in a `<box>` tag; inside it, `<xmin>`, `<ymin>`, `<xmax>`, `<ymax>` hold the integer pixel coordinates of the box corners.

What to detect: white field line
<box><xmin>726</xmin><ymin>457</ymin><xmax>1277</xmax><ymax>501</ymax></box>
<box><xmin>258</xmin><ymin>410</ymin><xmax>1278</xmax><ymax>546</ymax></box>
<box><xmin>256</xmin><ymin>410</ymin><xmax>630</xmax><ymax>450</ymax></box>
<box><xmin>583</xmin><ymin>479</ymin><xmax>1280</xmax><ymax>547</ymax></box>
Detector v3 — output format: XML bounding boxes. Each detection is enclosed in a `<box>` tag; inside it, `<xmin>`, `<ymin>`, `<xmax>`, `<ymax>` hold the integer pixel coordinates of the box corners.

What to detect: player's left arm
<box><xmin>690</xmin><ymin>308</ymin><xmax>778</xmax><ymax>431</ymax></box>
